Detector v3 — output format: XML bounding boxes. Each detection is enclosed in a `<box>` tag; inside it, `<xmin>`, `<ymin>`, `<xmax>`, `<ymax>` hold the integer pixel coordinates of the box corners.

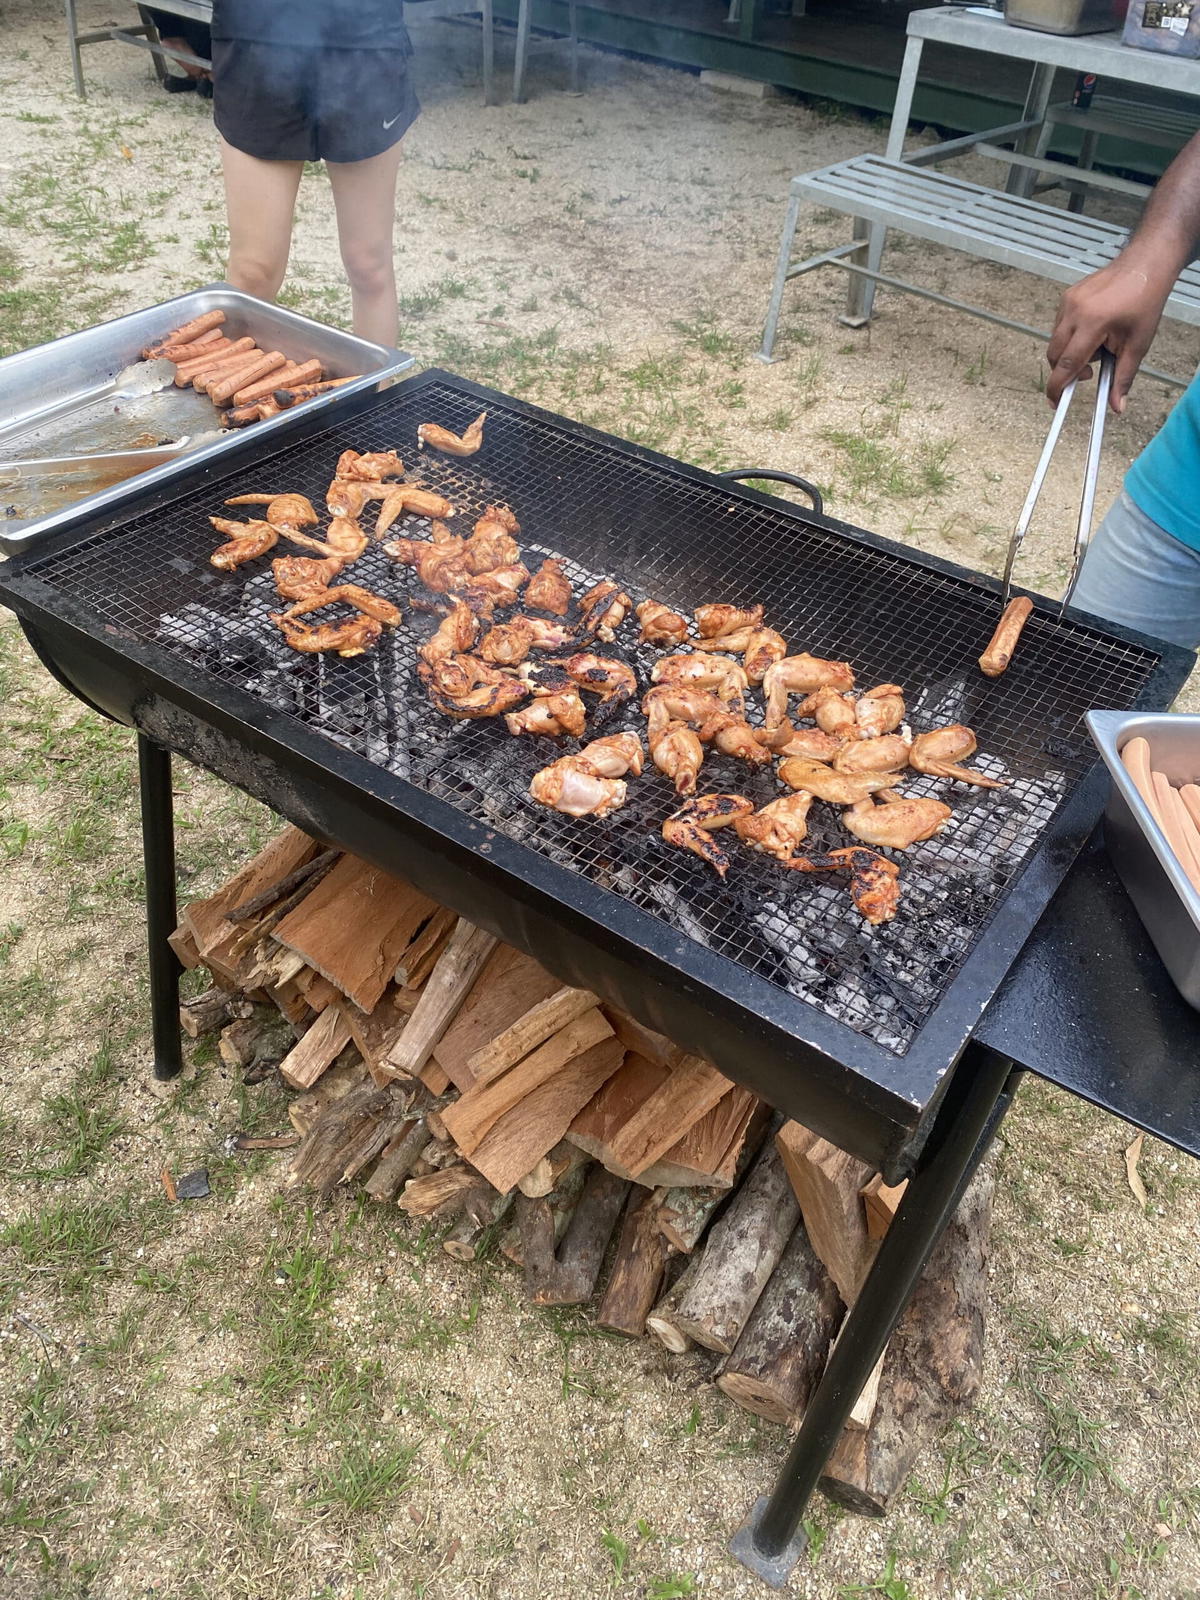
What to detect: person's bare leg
<box><xmin>327</xmin><ymin>141</ymin><xmax>404</xmax><ymax>346</ymax></box>
<box><xmin>220</xmin><ymin>136</ymin><xmax>304</xmax><ymax>303</ymax></box>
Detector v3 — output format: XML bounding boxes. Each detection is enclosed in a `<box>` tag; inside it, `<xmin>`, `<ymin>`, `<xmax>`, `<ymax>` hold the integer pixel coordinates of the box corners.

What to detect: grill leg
<box><xmin>730</xmin><ymin>1042</ymin><xmax>1019</xmax><ymax>1586</ymax></box>
<box><xmin>481</xmin><ymin>0</ymin><xmax>496</xmax><ymax>107</ymax></box>
<box><xmin>64</xmin><ymin>0</ymin><xmax>87</xmax><ymax>98</ymax></box>
<box><xmin>513</xmin><ymin>0</ymin><xmax>532</xmax><ymax>103</ymax></box>
<box><xmin>138</xmin><ymin>735</ymin><xmax>183</xmax><ymax>1081</ymax></box>
<box><xmin>757</xmin><ymin>182</ymin><xmax>804</xmax><ymax>364</ymax></box>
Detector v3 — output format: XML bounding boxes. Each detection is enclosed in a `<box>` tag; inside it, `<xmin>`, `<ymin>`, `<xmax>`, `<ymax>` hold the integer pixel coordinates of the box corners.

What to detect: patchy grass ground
<box><xmin>2</xmin><ymin>4</ymin><xmax>1200</xmax><ymax>1597</ymax></box>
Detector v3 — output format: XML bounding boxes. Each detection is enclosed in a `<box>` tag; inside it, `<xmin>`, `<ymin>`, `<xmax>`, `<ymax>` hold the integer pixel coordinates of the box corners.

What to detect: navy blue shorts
<box><xmin>213</xmin><ymin>42</ymin><xmax>419</xmax><ymax>164</ymax></box>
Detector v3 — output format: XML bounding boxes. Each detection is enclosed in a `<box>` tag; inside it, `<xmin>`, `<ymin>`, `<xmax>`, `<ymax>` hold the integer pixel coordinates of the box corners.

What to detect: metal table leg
<box><xmin>567</xmin><ymin>0</ymin><xmax>580</xmax><ymax>95</ymax></box>
<box><xmin>731</xmin><ymin>1042</ymin><xmax>1019</xmax><ymax>1586</ymax></box>
<box><xmin>758</xmin><ymin>182</ymin><xmax>804</xmax><ymax>363</ymax></box>
<box><xmin>842</xmin><ymin>34</ymin><xmax>923</xmax><ymax>328</ymax></box>
<box><xmin>1007</xmin><ymin>63</ymin><xmax>1055</xmax><ymax>197</ymax></box>
<box><xmin>512</xmin><ymin>0</ymin><xmax>532</xmax><ymax>103</ymax></box>
<box><xmin>64</xmin><ymin>0</ymin><xmax>87</xmax><ymax>98</ymax></box>
<box><xmin>482</xmin><ymin>0</ymin><xmax>496</xmax><ymax>105</ymax></box>
<box><xmin>137</xmin><ymin>734</ymin><xmax>184</xmax><ymax>1081</ymax></box>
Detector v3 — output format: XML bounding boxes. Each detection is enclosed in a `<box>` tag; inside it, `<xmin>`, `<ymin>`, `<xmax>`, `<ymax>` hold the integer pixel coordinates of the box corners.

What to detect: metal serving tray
<box><xmin>0</xmin><ymin>283</ymin><xmax>412</xmax><ymax>555</ymax></box>
<box><xmin>1087</xmin><ymin>710</ymin><xmax>1200</xmax><ymax>1011</ymax></box>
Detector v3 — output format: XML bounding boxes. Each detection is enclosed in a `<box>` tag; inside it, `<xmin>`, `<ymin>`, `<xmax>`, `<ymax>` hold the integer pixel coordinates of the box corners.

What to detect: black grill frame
<box><xmin>2</xmin><ymin>369</ymin><xmax>1190</xmax><ymax>1176</ymax></box>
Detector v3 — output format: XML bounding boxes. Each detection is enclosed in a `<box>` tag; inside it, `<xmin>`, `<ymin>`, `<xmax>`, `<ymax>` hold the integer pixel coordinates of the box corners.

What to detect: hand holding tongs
<box><xmin>1001</xmin><ymin>347</ymin><xmax>1115</xmax><ymax>616</ymax></box>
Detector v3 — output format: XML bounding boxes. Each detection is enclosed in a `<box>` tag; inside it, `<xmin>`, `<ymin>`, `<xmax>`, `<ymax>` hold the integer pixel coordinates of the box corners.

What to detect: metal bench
<box><xmin>759</xmin><ymin>153</ymin><xmax>1200</xmax><ymax>387</ymax></box>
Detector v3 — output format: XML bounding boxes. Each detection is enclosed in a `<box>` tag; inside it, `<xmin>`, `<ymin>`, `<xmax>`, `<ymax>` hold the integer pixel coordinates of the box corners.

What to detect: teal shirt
<box><xmin>1127</xmin><ymin>376</ymin><xmax>1200</xmax><ymax>551</ymax></box>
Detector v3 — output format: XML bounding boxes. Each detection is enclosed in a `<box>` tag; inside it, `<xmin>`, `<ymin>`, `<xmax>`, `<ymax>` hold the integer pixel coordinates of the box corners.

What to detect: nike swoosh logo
<box><xmin>383</xmin><ymin>112</ymin><xmax>404</xmax><ymax>129</ymax></box>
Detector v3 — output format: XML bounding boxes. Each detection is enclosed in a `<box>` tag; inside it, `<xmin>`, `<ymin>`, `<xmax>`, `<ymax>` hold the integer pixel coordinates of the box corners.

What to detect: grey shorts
<box><xmin>213</xmin><ymin>41</ymin><xmax>419</xmax><ymax>164</ymax></box>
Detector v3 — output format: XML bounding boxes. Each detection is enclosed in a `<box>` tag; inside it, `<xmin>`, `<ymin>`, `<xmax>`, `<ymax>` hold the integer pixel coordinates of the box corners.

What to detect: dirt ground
<box><xmin>2</xmin><ymin>3</ymin><xmax>1200</xmax><ymax>1597</ymax></box>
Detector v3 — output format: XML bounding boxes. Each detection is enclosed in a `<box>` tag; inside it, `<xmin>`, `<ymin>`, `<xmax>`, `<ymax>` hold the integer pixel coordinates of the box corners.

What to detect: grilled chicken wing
<box><xmin>576</xmin><ymin>731</ymin><xmax>644</xmax><ymax>779</ymax></box>
<box><xmin>662</xmin><ymin>793</ymin><xmax>755</xmax><ymax>878</ymax></box>
<box><xmin>376</xmin><ymin>485</ymin><xmax>457</xmax><ymax>535</ymax></box>
<box><xmin>734</xmin><ymin>792</ymin><xmax>814</xmax><ymax>859</ymax></box>
<box><xmin>480</xmin><ymin>616</ymin><xmax>576</xmax><ymax>666</ymax></box>
<box><xmin>504</xmin><ymin>690</ymin><xmax>588</xmax><ymax>738</ymax></box>
<box><xmin>420</xmin><ymin>600</ymin><xmax>478</xmax><ymax>666</ymax></box>
<box><xmin>326</xmin><ymin>479</ymin><xmax>391</xmax><ymax>519</ymax></box>
<box><xmin>833</xmin><ymin>734</ymin><xmax>910</xmax><ymax>775</ymax></box>
<box><xmin>272</xmin><ymin>554</ymin><xmax>348</xmax><ymax>601</ymax></box>
<box><xmin>781</xmin><ymin>847</ymin><xmax>900</xmax><ymax>926</ymax></box>
<box><xmin>428</xmin><ymin>675</ymin><xmax>529</xmax><ymax>719</ymax></box>
<box><xmin>277</xmin><ymin>584</ymin><xmax>403</xmax><ymax>627</ymax></box>
<box><xmin>763</xmin><ymin>654</ymin><xmax>855</xmax><ymax>730</ymax></box>
<box><xmin>527</xmin><ymin>558</ymin><xmax>573</xmax><ymax>616</ymax></box>
<box><xmin>778</xmin><ymin>756</ymin><xmax>899</xmax><ymax>805</ymax></box>
<box><xmin>742</xmin><ymin>627</ymin><xmax>788</xmax><ymax>685</ymax></box>
<box><xmin>652</xmin><ymin>721</ymin><xmax>706</xmax><ymax>796</ymax></box>
<box><xmin>417</xmin><ymin>411</ymin><xmax>486</xmax><ymax>456</ymax></box>
<box><xmin>530</xmin><ymin>763</ymin><xmax>626</xmax><ymax>818</ymax></box>
<box><xmin>385</xmin><ymin>535</ymin><xmax>470</xmax><ymax>592</ymax></box>
<box><xmin>579</xmin><ymin>581</ymin><xmax>632</xmax><ymax>642</ymax></box>
<box><xmin>842</xmin><ymin>795</ymin><xmax>951</xmax><ymax>850</ymax></box>
<box><xmin>636</xmin><ymin>599</ymin><xmax>689</xmax><ymax>648</ymax></box>
<box><xmin>650</xmin><ymin>651</ymin><xmax>748</xmax><ymax>710</ymax></box>
<box><xmin>698</xmin><ymin>710</ymin><xmax>772</xmax><ymax>766</ymax></box>
<box><xmin>762</xmin><ymin>724</ymin><xmax>845</xmax><ymax>763</ymax></box>
<box><xmin>273</xmin><ymin>611</ymin><xmax>383</xmax><ymax>658</ymax></box>
<box><xmin>336</xmin><ymin>448</ymin><xmax>405</xmax><ymax>483</ymax></box>
<box><xmin>908</xmin><ymin>725</ymin><xmax>1006</xmax><ymax>788</ymax></box>
<box><xmin>558</xmin><ymin>653</ymin><xmax>637</xmax><ymax>703</ymax></box>
<box><xmin>281</xmin><ymin>514</ymin><xmax>368</xmax><ymax>564</ymax></box>
<box><xmin>209</xmin><ymin>517</ymin><xmax>278</xmax><ymax>570</ymax></box>
<box><xmin>642</xmin><ymin>685</ymin><xmax>730</xmax><ymax>745</ymax></box>
<box><xmin>695</xmin><ymin>603</ymin><xmax>763</xmax><ymax>640</ymax></box>
<box><xmin>225</xmin><ymin>492</ymin><xmax>318</xmax><ymax>534</ymax></box>
<box><xmin>462</xmin><ymin>563</ymin><xmax>529</xmax><ymax>610</ymax></box>
<box><xmin>464</xmin><ymin>528</ymin><xmax>520</xmax><ymax>575</ymax></box>
<box><xmin>855</xmin><ymin>684</ymin><xmax>906</xmax><ymax>739</ymax></box>
<box><xmin>797</xmin><ymin>684</ymin><xmax>858</xmax><ymax>738</ymax></box>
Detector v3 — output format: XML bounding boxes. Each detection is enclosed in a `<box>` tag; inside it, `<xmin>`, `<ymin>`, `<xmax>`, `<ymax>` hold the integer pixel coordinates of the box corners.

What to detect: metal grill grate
<box><xmin>26</xmin><ymin>376</ymin><xmax>1160</xmax><ymax>1055</ymax></box>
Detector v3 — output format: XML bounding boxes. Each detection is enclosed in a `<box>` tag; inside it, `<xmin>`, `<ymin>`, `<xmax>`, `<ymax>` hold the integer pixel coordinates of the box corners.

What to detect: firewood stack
<box><xmin>173</xmin><ymin>825</ymin><xmax>994</xmax><ymax>1517</ymax></box>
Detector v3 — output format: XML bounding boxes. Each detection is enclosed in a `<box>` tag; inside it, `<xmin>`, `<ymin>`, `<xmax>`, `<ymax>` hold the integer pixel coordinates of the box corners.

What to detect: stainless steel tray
<box><xmin>1087</xmin><ymin>710</ymin><xmax>1200</xmax><ymax>1011</ymax></box>
<box><xmin>0</xmin><ymin>283</ymin><xmax>413</xmax><ymax>554</ymax></box>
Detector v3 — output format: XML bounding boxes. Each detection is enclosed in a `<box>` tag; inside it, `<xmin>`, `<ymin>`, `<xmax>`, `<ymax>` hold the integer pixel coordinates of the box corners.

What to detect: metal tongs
<box><xmin>1001</xmin><ymin>347</ymin><xmax>1115</xmax><ymax>616</ymax></box>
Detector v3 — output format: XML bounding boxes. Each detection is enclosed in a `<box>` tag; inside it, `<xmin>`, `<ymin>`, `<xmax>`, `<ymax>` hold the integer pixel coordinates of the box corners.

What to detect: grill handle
<box><xmin>718</xmin><ymin>468</ymin><xmax>823</xmax><ymax>519</ymax></box>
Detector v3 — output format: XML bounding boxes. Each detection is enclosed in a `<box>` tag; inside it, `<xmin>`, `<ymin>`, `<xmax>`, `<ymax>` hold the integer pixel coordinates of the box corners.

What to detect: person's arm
<box><xmin>1046</xmin><ymin>132</ymin><xmax>1200</xmax><ymax>411</ymax></box>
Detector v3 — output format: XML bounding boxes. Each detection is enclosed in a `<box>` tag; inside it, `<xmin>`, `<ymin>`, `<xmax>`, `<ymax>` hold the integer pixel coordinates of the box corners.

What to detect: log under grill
<box><xmin>15</xmin><ymin>373</ymin><xmax>1163</xmax><ymax>1062</ymax></box>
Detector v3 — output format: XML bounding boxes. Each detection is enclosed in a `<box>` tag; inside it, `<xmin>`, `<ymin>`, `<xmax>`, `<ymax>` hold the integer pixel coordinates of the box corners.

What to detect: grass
<box><xmin>309</xmin><ymin>1431</ymin><xmax>420</xmax><ymax>1515</ymax></box>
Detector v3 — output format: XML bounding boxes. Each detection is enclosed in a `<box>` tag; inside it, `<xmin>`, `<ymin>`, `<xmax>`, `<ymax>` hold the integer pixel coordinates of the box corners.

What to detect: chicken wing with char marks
<box><xmin>557</xmin><ymin>653</ymin><xmax>636</xmax><ymax>703</ymax></box>
<box><xmin>652</xmin><ymin>722</ymin><xmax>705</xmax><ymax>796</ymax></box>
<box><xmin>209</xmin><ymin>517</ymin><xmax>278</xmax><ymax>570</ymax></box>
<box><xmin>225</xmin><ymin>492</ymin><xmax>318</xmax><ymax>534</ymax></box>
<box><xmin>376</xmin><ymin>485</ymin><xmax>457</xmax><ymax>536</ymax></box>
<box><xmin>662</xmin><ymin>794</ymin><xmax>755</xmax><ymax>878</ymax></box>
<box><xmin>417</xmin><ymin>411</ymin><xmax>486</xmax><ymax>456</ymax></box>
<box><xmin>273</xmin><ymin>611</ymin><xmax>383</xmax><ymax>659</ymax></box>
<box><xmin>695</xmin><ymin>603</ymin><xmax>763</xmax><ymax>640</ymax></box>
<box><xmin>764</xmin><ymin>654</ymin><xmax>855</xmax><ymax>730</ymax></box>
<box><xmin>281</xmin><ymin>515</ymin><xmax>369</xmax><ymax>565</ymax></box>
<box><xmin>336</xmin><ymin>448</ymin><xmax>405</xmax><ymax>483</ymax></box>
<box><xmin>642</xmin><ymin>684</ymin><xmax>730</xmax><ymax>746</ymax></box>
<box><xmin>778</xmin><ymin>756</ymin><xmax>899</xmax><ymax>806</ymax></box>
<box><xmin>742</xmin><ymin>628</ymin><xmax>788</xmax><ymax>685</ymax></box>
<box><xmin>734</xmin><ymin>792</ymin><xmax>814</xmax><ymax>860</ymax></box>
<box><xmin>578</xmin><ymin>581</ymin><xmax>632</xmax><ymax>642</ymax></box>
<box><xmin>780</xmin><ymin>847</ymin><xmax>900</xmax><ymax>926</ymax></box>
<box><xmin>842</xmin><ymin>794</ymin><xmax>951</xmax><ymax>850</ymax></box>
<box><xmin>276</xmin><ymin>584</ymin><xmax>403</xmax><ymax>627</ymax></box>
<box><xmin>636</xmin><ymin>599</ymin><xmax>689</xmax><ymax>648</ymax></box>
<box><xmin>272</xmin><ymin>553</ymin><xmax>348</xmax><ymax>601</ymax></box>
<box><xmin>527</xmin><ymin>558</ymin><xmax>573</xmax><ymax>616</ymax></box>
<box><xmin>462</xmin><ymin>563</ymin><xmax>529</xmax><ymax>611</ymax></box>
<box><xmin>908</xmin><ymin>725</ymin><xmax>1006</xmax><ymax>788</ymax></box>
<box><xmin>504</xmin><ymin>691</ymin><xmax>588</xmax><ymax>738</ymax></box>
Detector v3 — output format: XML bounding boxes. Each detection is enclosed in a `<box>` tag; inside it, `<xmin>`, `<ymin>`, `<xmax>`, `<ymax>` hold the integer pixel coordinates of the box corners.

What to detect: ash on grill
<box><xmin>177</xmin><ymin>822</ymin><xmax>996</xmax><ymax>1520</ymax></box>
<box><xmin>35</xmin><ymin>378</ymin><xmax>1158</xmax><ymax>1058</ymax></box>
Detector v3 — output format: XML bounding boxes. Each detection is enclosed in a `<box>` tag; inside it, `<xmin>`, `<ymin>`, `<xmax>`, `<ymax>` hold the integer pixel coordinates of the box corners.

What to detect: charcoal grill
<box><xmin>1</xmin><ymin>366</ymin><xmax>1192</xmax><ymax>1580</ymax></box>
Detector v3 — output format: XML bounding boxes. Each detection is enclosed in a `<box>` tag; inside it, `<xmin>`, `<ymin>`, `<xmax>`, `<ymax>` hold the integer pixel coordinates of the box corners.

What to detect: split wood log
<box><xmin>398</xmin><ymin>1164</ymin><xmax>481</xmax><ymax>1218</ymax></box>
<box><xmin>227</xmin><ymin>857</ymin><xmax>343</xmax><ymax>963</ymax></box>
<box><xmin>341</xmin><ymin>990</ymin><xmax>409</xmax><ymax>1086</ymax></box>
<box><xmin>168</xmin><ymin>925</ymin><xmax>203</xmax><ymax>970</ymax></box>
<box><xmin>636</xmin><ymin>1090</ymin><xmax>767</xmax><ymax>1190</ymax></box>
<box><xmin>646</xmin><ymin>1254</ymin><xmax>704</xmax><ymax>1353</ymax></box>
<box><xmin>425</xmin><ymin>1104</ymin><xmax>452</xmax><ymax>1143</ymax></box>
<box><xmin>602</xmin><ymin>1057</ymin><xmax>734</xmax><ymax>1179</ymax></box>
<box><xmin>383</xmin><ymin>921</ymin><xmax>499</xmax><ymax>1080</ymax></box>
<box><xmin>431</xmin><ymin>944</ymin><xmax>561</xmax><ymax>1092</ymax></box>
<box><xmin>179</xmin><ymin>986</ymin><xmax>232</xmax><ymax>1039</ymax></box>
<box><xmin>461</xmin><ymin>1037</ymin><xmax>626</xmax><ymax>1195</ymax></box>
<box><xmin>847</xmin><ymin>1348</ymin><xmax>885</xmax><ymax>1432</ymax></box>
<box><xmin>716</xmin><ymin>1220</ymin><xmax>844</xmax><ymax>1426</ymax></box>
<box><xmin>597</xmin><ymin>1188</ymin><xmax>669</xmax><ymax>1337</ymax></box>
<box><xmin>861</xmin><ymin>1174</ymin><xmax>908</xmax><ymax>1242</ymax></box>
<box><xmin>273</xmin><ymin>855</ymin><xmax>442</xmax><ymax>1013</ymax></box>
<box><xmin>674</xmin><ymin>1140</ymin><xmax>801</xmax><ymax>1354</ymax></box>
<box><xmin>417</xmin><ymin>1136</ymin><xmax>458</xmax><ymax>1171</ymax></box>
<box><xmin>225</xmin><ymin>846</ymin><xmax>339</xmax><ymax>923</ymax></box>
<box><xmin>394</xmin><ymin>906</ymin><xmax>458</xmax><ymax>988</ymax></box>
<box><xmin>467</xmin><ymin>986</ymin><xmax>600</xmax><ymax>1087</ymax></box>
<box><xmin>286</xmin><ymin>1078</ymin><xmax>416</xmax><ymax>1196</ymax></box>
<box><xmin>241</xmin><ymin>943</ymin><xmax>307</xmax><ymax>991</ymax></box>
<box><xmin>819</xmin><ymin>1167</ymin><xmax>994</xmax><ymax>1517</ymax></box>
<box><xmin>657</xmin><ymin>1110</ymin><xmax>778</xmax><ymax>1250</ymax></box>
<box><xmin>266</xmin><ymin>979</ymin><xmax>311</xmax><ymax>1028</ymax></box>
<box><xmin>776</xmin><ymin>1122</ymin><xmax>876</xmax><ymax>1305</ymax></box>
<box><xmin>507</xmin><ymin>1160</ymin><xmax>590</xmax><ymax>1269</ymax></box>
<box><xmin>524</xmin><ymin>1164</ymin><xmax>630</xmax><ymax>1306</ymax></box>
<box><xmin>442</xmin><ymin>1008</ymin><xmax>614</xmax><ymax>1155</ymax></box>
<box><xmin>287</xmin><ymin>1055</ymin><xmax>366</xmax><ymax>1137</ymax></box>
<box><xmin>183</xmin><ymin>827</ymin><xmax>318</xmax><ymax>982</ymax></box>
<box><xmin>217</xmin><ymin>1011</ymin><xmax>293</xmax><ymax>1073</ymax></box>
<box><xmin>604</xmin><ymin>1009</ymin><xmax>686</xmax><ymax>1068</ymax></box>
<box><xmin>417</xmin><ymin>1058</ymin><xmax>452</xmax><ymax>1095</ymax></box>
<box><xmin>363</xmin><ymin>1118</ymin><xmax>428</xmax><ymax>1200</ymax></box>
<box><xmin>296</xmin><ymin>971</ymin><xmax>341</xmax><ymax>1013</ymax></box>
<box><xmin>279</xmin><ymin>1006</ymin><xmax>353</xmax><ymax>1090</ymax></box>
<box><xmin>518</xmin><ymin>1140</ymin><xmax>588</xmax><ymax>1200</ymax></box>
<box><xmin>566</xmin><ymin>1052</ymin><xmax>670</xmax><ymax>1163</ymax></box>
<box><xmin>443</xmin><ymin>1186</ymin><xmax>516</xmax><ymax>1261</ymax></box>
